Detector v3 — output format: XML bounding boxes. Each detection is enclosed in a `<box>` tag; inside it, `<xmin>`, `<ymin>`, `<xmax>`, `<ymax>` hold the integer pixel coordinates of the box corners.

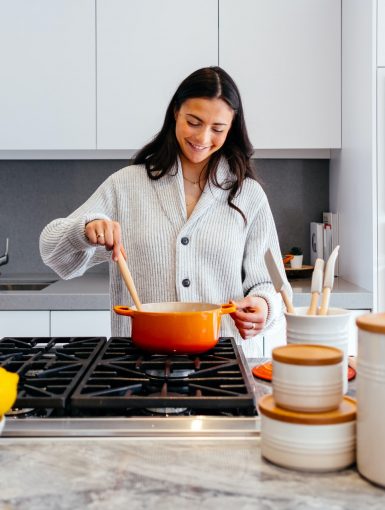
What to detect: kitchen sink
<box><xmin>0</xmin><ymin>281</ymin><xmax>57</xmax><ymax>291</ymax></box>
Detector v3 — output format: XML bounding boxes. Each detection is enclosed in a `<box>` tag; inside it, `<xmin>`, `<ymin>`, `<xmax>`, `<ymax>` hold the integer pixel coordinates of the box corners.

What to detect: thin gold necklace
<box><xmin>183</xmin><ymin>175</ymin><xmax>201</xmax><ymax>186</ymax></box>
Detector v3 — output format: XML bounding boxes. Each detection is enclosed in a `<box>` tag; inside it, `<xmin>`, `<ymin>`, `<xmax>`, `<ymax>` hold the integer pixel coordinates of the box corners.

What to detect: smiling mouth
<box><xmin>187</xmin><ymin>140</ymin><xmax>209</xmax><ymax>151</ymax></box>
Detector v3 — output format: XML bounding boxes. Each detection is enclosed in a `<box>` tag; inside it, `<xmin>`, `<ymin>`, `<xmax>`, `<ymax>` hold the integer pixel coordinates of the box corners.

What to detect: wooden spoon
<box><xmin>116</xmin><ymin>251</ymin><xmax>142</xmax><ymax>311</ymax></box>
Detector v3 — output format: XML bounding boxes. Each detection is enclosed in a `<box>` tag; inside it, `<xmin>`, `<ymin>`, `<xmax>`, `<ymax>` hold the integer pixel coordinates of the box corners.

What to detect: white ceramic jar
<box><xmin>259</xmin><ymin>394</ymin><xmax>356</xmax><ymax>472</ymax></box>
<box><xmin>285</xmin><ymin>307</ymin><xmax>351</xmax><ymax>393</ymax></box>
<box><xmin>272</xmin><ymin>344</ymin><xmax>344</xmax><ymax>412</ymax></box>
<box><xmin>356</xmin><ymin>312</ymin><xmax>385</xmax><ymax>487</ymax></box>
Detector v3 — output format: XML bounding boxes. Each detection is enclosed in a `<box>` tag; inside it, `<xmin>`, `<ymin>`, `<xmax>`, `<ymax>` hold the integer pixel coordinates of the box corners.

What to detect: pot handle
<box><xmin>113</xmin><ymin>305</ymin><xmax>135</xmax><ymax>316</ymax></box>
<box><xmin>220</xmin><ymin>303</ymin><xmax>237</xmax><ymax>315</ymax></box>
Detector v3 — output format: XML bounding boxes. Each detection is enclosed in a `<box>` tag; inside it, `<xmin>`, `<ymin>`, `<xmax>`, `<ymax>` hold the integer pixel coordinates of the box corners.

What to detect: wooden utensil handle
<box><xmin>318</xmin><ymin>287</ymin><xmax>331</xmax><ymax>316</ymax></box>
<box><xmin>281</xmin><ymin>290</ymin><xmax>295</xmax><ymax>314</ymax></box>
<box><xmin>117</xmin><ymin>251</ymin><xmax>142</xmax><ymax>311</ymax></box>
<box><xmin>307</xmin><ymin>292</ymin><xmax>319</xmax><ymax>315</ymax></box>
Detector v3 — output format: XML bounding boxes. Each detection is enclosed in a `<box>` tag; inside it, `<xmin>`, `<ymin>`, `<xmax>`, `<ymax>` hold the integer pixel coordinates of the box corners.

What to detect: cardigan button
<box><xmin>181</xmin><ymin>237</ymin><xmax>189</xmax><ymax>245</ymax></box>
<box><xmin>182</xmin><ymin>278</ymin><xmax>190</xmax><ymax>287</ymax></box>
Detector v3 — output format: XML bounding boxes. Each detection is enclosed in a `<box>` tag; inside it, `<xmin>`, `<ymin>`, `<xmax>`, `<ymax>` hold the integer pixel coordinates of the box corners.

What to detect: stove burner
<box><xmin>25</xmin><ymin>369</ymin><xmax>45</xmax><ymax>377</ymax></box>
<box><xmin>6</xmin><ymin>407</ymin><xmax>35</xmax><ymax>417</ymax></box>
<box><xmin>143</xmin><ymin>356</ymin><xmax>196</xmax><ymax>379</ymax></box>
<box><xmin>145</xmin><ymin>368</ymin><xmax>195</xmax><ymax>379</ymax></box>
<box><xmin>145</xmin><ymin>392</ymin><xmax>189</xmax><ymax>415</ymax></box>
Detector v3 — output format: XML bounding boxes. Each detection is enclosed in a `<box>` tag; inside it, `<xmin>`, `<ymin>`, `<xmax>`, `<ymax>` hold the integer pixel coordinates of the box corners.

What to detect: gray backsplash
<box><xmin>0</xmin><ymin>159</ymin><xmax>328</xmax><ymax>275</ymax></box>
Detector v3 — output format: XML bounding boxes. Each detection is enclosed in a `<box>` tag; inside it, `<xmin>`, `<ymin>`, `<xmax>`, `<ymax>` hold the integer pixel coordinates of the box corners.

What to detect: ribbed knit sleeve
<box><xmin>39</xmin><ymin>174</ymin><xmax>117</xmax><ymax>279</ymax></box>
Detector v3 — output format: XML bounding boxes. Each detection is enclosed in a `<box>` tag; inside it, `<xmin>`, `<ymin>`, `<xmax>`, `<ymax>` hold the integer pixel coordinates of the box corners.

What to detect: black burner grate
<box><xmin>71</xmin><ymin>337</ymin><xmax>256</xmax><ymax>414</ymax></box>
<box><xmin>0</xmin><ymin>337</ymin><xmax>106</xmax><ymax>408</ymax></box>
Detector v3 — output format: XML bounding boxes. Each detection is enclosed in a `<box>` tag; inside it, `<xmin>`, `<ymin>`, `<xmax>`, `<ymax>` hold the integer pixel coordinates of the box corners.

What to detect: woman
<box><xmin>40</xmin><ymin>66</ymin><xmax>289</xmax><ymax>357</ymax></box>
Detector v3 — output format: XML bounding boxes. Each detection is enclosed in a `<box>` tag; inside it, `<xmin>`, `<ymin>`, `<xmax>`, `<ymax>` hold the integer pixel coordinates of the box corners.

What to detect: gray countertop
<box><xmin>0</xmin><ymin>437</ymin><xmax>384</xmax><ymax>509</ymax></box>
<box><xmin>0</xmin><ymin>273</ymin><xmax>372</xmax><ymax>311</ymax></box>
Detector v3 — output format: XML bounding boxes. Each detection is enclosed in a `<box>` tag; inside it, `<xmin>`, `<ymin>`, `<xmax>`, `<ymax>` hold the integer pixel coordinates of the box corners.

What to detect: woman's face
<box><xmin>174</xmin><ymin>97</ymin><xmax>234</xmax><ymax>169</ymax></box>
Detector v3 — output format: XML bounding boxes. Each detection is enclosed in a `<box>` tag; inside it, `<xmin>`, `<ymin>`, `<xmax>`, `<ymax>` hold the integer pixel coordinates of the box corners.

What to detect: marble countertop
<box><xmin>0</xmin><ymin>437</ymin><xmax>384</xmax><ymax>509</ymax></box>
<box><xmin>0</xmin><ymin>361</ymin><xmax>382</xmax><ymax>509</ymax></box>
<box><xmin>0</xmin><ymin>273</ymin><xmax>373</xmax><ymax>311</ymax></box>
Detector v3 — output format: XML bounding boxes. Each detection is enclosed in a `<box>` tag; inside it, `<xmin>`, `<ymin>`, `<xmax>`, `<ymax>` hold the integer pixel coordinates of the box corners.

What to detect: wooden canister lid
<box><xmin>272</xmin><ymin>344</ymin><xmax>343</xmax><ymax>366</ymax></box>
<box><xmin>258</xmin><ymin>394</ymin><xmax>356</xmax><ymax>425</ymax></box>
<box><xmin>356</xmin><ymin>313</ymin><xmax>385</xmax><ymax>334</ymax></box>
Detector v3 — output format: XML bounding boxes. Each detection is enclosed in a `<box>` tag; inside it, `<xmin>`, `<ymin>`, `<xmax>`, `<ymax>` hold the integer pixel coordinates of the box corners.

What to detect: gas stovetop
<box><xmin>0</xmin><ymin>336</ymin><xmax>264</xmax><ymax>438</ymax></box>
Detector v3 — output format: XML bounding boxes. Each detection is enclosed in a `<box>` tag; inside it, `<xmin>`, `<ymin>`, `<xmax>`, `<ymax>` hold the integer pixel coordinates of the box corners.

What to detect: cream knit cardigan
<box><xmin>40</xmin><ymin>158</ymin><xmax>290</xmax><ymax>357</ymax></box>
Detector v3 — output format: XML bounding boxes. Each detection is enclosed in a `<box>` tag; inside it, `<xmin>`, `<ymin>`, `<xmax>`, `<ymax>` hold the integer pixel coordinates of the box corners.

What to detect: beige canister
<box><xmin>272</xmin><ymin>344</ymin><xmax>344</xmax><ymax>412</ymax></box>
<box><xmin>356</xmin><ymin>313</ymin><xmax>385</xmax><ymax>487</ymax></box>
<box><xmin>285</xmin><ymin>307</ymin><xmax>351</xmax><ymax>393</ymax></box>
<box><xmin>259</xmin><ymin>394</ymin><xmax>356</xmax><ymax>472</ymax></box>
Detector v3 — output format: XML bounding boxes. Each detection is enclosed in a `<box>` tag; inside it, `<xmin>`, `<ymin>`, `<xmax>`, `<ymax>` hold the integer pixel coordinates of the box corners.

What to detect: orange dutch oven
<box><xmin>113</xmin><ymin>301</ymin><xmax>236</xmax><ymax>355</ymax></box>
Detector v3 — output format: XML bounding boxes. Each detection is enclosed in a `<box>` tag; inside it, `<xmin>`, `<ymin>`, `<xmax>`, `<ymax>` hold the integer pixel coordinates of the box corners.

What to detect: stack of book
<box><xmin>310</xmin><ymin>212</ymin><xmax>339</xmax><ymax>275</ymax></box>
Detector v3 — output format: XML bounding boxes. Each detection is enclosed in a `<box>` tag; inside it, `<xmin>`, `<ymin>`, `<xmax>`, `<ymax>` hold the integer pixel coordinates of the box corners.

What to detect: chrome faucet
<box><xmin>0</xmin><ymin>238</ymin><xmax>9</xmax><ymax>268</ymax></box>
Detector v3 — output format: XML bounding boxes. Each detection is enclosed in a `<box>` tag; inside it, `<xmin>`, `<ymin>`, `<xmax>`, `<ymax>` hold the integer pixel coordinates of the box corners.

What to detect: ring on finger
<box><xmin>96</xmin><ymin>233</ymin><xmax>105</xmax><ymax>240</ymax></box>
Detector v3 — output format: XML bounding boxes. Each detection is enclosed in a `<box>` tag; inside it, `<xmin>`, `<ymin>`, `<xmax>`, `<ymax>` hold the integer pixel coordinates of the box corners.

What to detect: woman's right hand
<box><xmin>85</xmin><ymin>219</ymin><xmax>126</xmax><ymax>261</ymax></box>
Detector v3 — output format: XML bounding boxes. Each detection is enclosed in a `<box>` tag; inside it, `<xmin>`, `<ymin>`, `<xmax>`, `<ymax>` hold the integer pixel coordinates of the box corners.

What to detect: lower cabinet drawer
<box><xmin>0</xmin><ymin>311</ymin><xmax>50</xmax><ymax>337</ymax></box>
<box><xmin>50</xmin><ymin>310</ymin><xmax>111</xmax><ymax>337</ymax></box>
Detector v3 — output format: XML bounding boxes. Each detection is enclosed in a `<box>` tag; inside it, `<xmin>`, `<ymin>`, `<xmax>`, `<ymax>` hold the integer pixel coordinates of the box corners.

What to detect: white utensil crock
<box><xmin>284</xmin><ymin>307</ymin><xmax>351</xmax><ymax>393</ymax></box>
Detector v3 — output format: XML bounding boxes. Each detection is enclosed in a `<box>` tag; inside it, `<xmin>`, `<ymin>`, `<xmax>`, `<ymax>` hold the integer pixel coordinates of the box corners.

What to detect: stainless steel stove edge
<box><xmin>2</xmin><ymin>416</ymin><xmax>261</xmax><ymax>438</ymax></box>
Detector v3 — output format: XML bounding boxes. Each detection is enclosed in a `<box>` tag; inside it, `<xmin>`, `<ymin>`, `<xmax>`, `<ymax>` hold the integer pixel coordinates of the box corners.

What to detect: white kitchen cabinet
<box><xmin>219</xmin><ymin>0</ymin><xmax>341</xmax><ymax>149</ymax></box>
<box><xmin>0</xmin><ymin>0</ymin><xmax>341</xmax><ymax>155</ymax></box>
<box><xmin>0</xmin><ymin>0</ymin><xmax>95</xmax><ymax>150</ymax></box>
<box><xmin>0</xmin><ymin>311</ymin><xmax>50</xmax><ymax>337</ymax></box>
<box><xmin>97</xmin><ymin>0</ymin><xmax>218</xmax><ymax>150</ymax></box>
<box><xmin>378</xmin><ymin>0</ymin><xmax>385</xmax><ymax>66</ymax></box>
<box><xmin>50</xmin><ymin>311</ymin><xmax>111</xmax><ymax>337</ymax></box>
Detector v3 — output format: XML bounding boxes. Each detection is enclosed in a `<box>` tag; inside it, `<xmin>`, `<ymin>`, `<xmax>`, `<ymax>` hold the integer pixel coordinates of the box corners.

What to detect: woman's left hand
<box><xmin>230</xmin><ymin>296</ymin><xmax>269</xmax><ymax>339</ymax></box>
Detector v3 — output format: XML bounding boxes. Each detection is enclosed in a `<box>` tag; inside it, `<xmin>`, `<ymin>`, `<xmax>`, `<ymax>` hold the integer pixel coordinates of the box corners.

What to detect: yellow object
<box><xmin>0</xmin><ymin>367</ymin><xmax>19</xmax><ymax>417</ymax></box>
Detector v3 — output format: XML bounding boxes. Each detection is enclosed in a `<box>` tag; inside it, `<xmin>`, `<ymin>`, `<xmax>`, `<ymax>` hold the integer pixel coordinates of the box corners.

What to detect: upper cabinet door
<box><xmin>0</xmin><ymin>0</ymin><xmax>96</xmax><ymax>150</ymax></box>
<box><xmin>378</xmin><ymin>0</ymin><xmax>385</xmax><ymax>67</ymax></box>
<box><xmin>219</xmin><ymin>0</ymin><xmax>341</xmax><ymax>149</ymax></box>
<box><xmin>97</xmin><ymin>0</ymin><xmax>218</xmax><ymax>150</ymax></box>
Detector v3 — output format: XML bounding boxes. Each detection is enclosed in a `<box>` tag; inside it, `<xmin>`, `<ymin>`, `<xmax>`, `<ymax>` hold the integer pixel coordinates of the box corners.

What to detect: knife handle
<box><xmin>307</xmin><ymin>292</ymin><xmax>319</xmax><ymax>315</ymax></box>
<box><xmin>318</xmin><ymin>288</ymin><xmax>331</xmax><ymax>316</ymax></box>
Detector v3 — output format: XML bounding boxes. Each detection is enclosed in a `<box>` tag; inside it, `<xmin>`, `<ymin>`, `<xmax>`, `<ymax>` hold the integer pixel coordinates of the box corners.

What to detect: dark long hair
<box><xmin>134</xmin><ymin>66</ymin><xmax>255</xmax><ymax>221</ymax></box>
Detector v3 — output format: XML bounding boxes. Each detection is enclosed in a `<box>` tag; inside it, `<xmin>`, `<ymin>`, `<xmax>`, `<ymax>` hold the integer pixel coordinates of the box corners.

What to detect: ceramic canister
<box><xmin>284</xmin><ymin>307</ymin><xmax>351</xmax><ymax>393</ymax></box>
<box><xmin>272</xmin><ymin>344</ymin><xmax>344</xmax><ymax>412</ymax></box>
<box><xmin>259</xmin><ymin>394</ymin><xmax>356</xmax><ymax>472</ymax></box>
<box><xmin>356</xmin><ymin>313</ymin><xmax>385</xmax><ymax>487</ymax></box>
